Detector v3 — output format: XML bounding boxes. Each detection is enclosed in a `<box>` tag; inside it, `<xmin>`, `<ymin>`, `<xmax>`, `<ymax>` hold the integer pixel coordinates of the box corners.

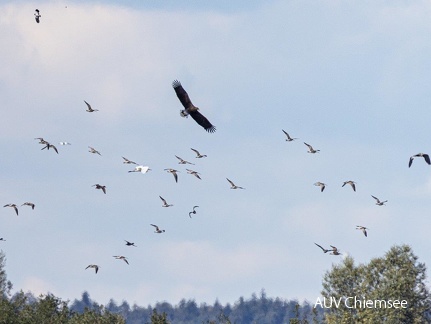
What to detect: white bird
<box><xmin>164</xmin><ymin>169</ymin><xmax>179</xmax><ymax>183</ymax></box>
<box><xmin>34</xmin><ymin>9</ymin><xmax>41</xmax><ymax>23</ymax></box>
<box><xmin>226</xmin><ymin>178</ymin><xmax>245</xmax><ymax>189</ymax></box>
<box><xmin>85</xmin><ymin>264</ymin><xmax>99</xmax><ymax>274</ymax></box>
<box><xmin>88</xmin><ymin>146</ymin><xmax>101</xmax><ymax>155</ymax></box>
<box><xmin>84</xmin><ymin>100</ymin><xmax>98</xmax><ymax>112</ymax></box>
<box><xmin>314</xmin><ymin>182</ymin><xmax>326</xmax><ymax>192</ymax></box>
<box><xmin>159</xmin><ymin>196</ymin><xmax>173</xmax><ymax>207</ymax></box>
<box><xmin>282</xmin><ymin>130</ymin><xmax>298</xmax><ymax>142</ymax></box>
<box><xmin>113</xmin><ymin>256</ymin><xmax>129</xmax><ymax>265</ymax></box>
<box><xmin>186</xmin><ymin>169</ymin><xmax>201</xmax><ymax>180</ymax></box>
<box><xmin>409</xmin><ymin>153</ymin><xmax>431</xmax><ymax>168</ymax></box>
<box><xmin>122</xmin><ymin>156</ymin><xmax>137</xmax><ymax>165</ymax></box>
<box><xmin>356</xmin><ymin>225</ymin><xmax>368</xmax><ymax>237</ymax></box>
<box><xmin>175</xmin><ymin>155</ymin><xmax>194</xmax><ymax>165</ymax></box>
<box><xmin>151</xmin><ymin>224</ymin><xmax>165</xmax><ymax>233</ymax></box>
<box><xmin>191</xmin><ymin>148</ymin><xmax>207</xmax><ymax>158</ymax></box>
<box><xmin>59</xmin><ymin>142</ymin><xmax>71</xmax><ymax>145</ymax></box>
<box><xmin>371</xmin><ymin>195</ymin><xmax>387</xmax><ymax>206</ymax></box>
<box><xmin>304</xmin><ymin>142</ymin><xmax>320</xmax><ymax>153</ymax></box>
<box><xmin>128</xmin><ymin>165</ymin><xmax>151</xmax><ymax>174</ymax></box>
<box><xmin>342</xmin><ymin>180</ymin><xmax>356</xmax><ymax>192</ymax></box>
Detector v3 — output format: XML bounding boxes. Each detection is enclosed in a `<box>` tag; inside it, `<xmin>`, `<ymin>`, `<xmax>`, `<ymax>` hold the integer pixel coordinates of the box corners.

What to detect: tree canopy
<box><xmin>321</xmin><ymin>244</ymin><xmax>431</xmax><ymax>323</ymax></box>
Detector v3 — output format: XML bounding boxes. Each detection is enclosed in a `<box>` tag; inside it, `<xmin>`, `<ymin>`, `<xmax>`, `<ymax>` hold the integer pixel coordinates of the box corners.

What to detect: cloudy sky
<box><xmin>1</xmin><ymin>0</ymin><xmax>431</xmax><ymax>307</ymax></box>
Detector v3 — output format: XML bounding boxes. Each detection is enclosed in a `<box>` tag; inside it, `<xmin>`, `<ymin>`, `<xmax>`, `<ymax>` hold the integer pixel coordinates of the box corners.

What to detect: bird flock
<box><xmin>280</xmin><ymin>129</ymin><xmax>430</xmax><ymax>256</ymax></box>
<box><xmin>4</xmin><ymin>7</ymin><xmax>430</xmax><ymax>289</ymax></box>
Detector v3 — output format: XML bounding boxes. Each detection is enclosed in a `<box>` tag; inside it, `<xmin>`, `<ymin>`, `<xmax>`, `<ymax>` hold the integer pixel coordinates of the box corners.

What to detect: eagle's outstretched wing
<box><xmin>189</xmin><ymin>110</ymin><xmax>216</xmax><ymax>133</ymax></box>
<box><xmin>172</xmin><ymin>80</ymin><xmax>193</xmax><ymax>109</ymax></box>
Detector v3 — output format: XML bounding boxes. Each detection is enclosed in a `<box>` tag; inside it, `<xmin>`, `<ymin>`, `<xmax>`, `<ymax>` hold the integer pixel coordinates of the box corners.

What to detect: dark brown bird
<box><xmin>189</xmin><ymin>206</ymin><xmax>199</xmax><ymax>218</ymax></box>
<box><xmin>125</xmin><ymin>240</ymin><xmax>137</xmax><ymax>247</ymax></box>
<box><xmin>409</xmin><ymin>153</ymin><xmax>431</xmax><ymax>168</ymax></box>
<box><xmin>92</xmin><ymin>184</ymin><xmax>106</xmax><ymax>194</ymax></box>
<box><xmin>34</xmin><ymin>9</ymin><xmax>41</xmax><ymax>23</ymax></box>
<box><xmin>172</xmin><ymin>80</ymin><xmax>216</xmax><ymax>133</ymax></box>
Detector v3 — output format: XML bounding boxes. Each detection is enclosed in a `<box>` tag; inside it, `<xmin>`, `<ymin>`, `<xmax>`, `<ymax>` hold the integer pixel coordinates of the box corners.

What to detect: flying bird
<box><xmin>356</xmin><ymin>225</ymin><xmax>368</xmax><ymax>237</ymax></box>
<box><xmin>304</xmin><ymin>142</ymin><xmax>320</xmax><ymax>153</ymax></box>
<box><xmin>186</xmin><ymin>169</ymin><xmax>201</xmax><ymax>180</ymax></box>
<box><xmin>85</xmin><ymin>264</ymin><xmax>99</xmax><ymax>274</ymax></box>
<box><xmin>151</xmin><ymin>224</ymin><xmax>165</xmax><ymax>233</ymax></box>
<box><xmin>128</xmin><ymin>165</ymin><xmax>151</xmax><ymax>174</ymax></box>
<box><xmin>227</xmin><ymin>178</ymin><xmax>245</xmax><ymax>189</ymax></box>
<box><xmin>330</xmin><ymin>246</ymin><xmax>341</xmax><ymax>255</ymax></box>
<box><xmin>34</xmin><ymin>9</ymin><xmax>41</xmax><ymax>23</ymax></box>
<box><xmin>88</xmin><ymin>146</ymin><xmax>101</xmax><ymax>155</ymax></box>
<box><xmin>59</xmin><ymin>142</ymin><xmax>71</xmax><ymax>145</ymax></box>
<box><xmin>314</xmin><ymin>243</ymin><xmax>331</xmax><ymax>253</ymax></box>
<box><xmin>191</xmin><ymin>148</ymin><xmax>207</xmax><ymax>158</ymax></box>
<box><xmin>84</xmin><ymin>100</ymin><xmax>99</xmax><ymax>112</ymax></box>
<box><xmin>3</xmin><ymin>204</ymin><xmax>18</xmax><ymax>216</ymax></box>
<box><xmin>175</xmin><ymin>155</ymin><xmax>194</xmax><ymax>165</ymax></box>
<box><xmin>172</xmin><ymin>80</ymin><xmax>216</xmax><ymax>133</ymax></box>
<box><xmin>125</xmin><ymin>240</ymin><xmax>137</xmax><ymax>247</ymax></box>
<box><xmin>189</xmin><ymin>206</ymin><xmax>199</xmax><ymax>218</ymax></box>
<box><xmin>122</xmin><ymin>157</ymin><xmax>137</xmax><ymax>165</ymax></box>
<box><xmin>164</xmin><ymin>169</ymin><xmax>179</xmax><ymax>183</ymax></box>
<box><xmin>113</xmin><ymin>256</ymin><xmax>129</xmax><ymax>265</ymax></box>
<box><xmin>409</xmin><ymin>153</ymin><xmax>431</xmax><ymax>168</ymax></box>
<box><xmin>21</xmin><ymin>202</ymin><xmax>35</xmax><ymax>210</ymax></box>
<box><xmin>41</xmin><ymin>142</ymin><xmax>59</xmax><ymax>154</ymax></box>
<box><xmin>371</xmin><ymin>195</ymin><xmax>387</xmax><ymax>206</ymax></box>
<box><xmin>282</xmin><ymin>130</ymin><xmax>298</xmax><ymax>142</ymax></box>
<box><xmin>35</xmin><ymin>137</ymin><xmax>48</xmax><ymax>145</ymax></box>
<box><xmin>342</xmin><ymin>181</ymin><xmax>356</xmax><ymax>192</ymax></box>
<box><xmin>92</xmin><ymin>184</ymin><xmax>106</xmax><ymax>194</ymax></box>
<box><xmin>159</xmin><ymin>196</ymin><xmax>173</xmax><ymax>207</ymax></box>
<box><xmin>314</xmin><ymin>182</ymin><xmax>326</xmax><ymax>192</ymax></box>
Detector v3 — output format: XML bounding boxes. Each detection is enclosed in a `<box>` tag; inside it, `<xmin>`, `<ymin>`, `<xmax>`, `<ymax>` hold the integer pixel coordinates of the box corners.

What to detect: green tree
<box><xmin>0</xmin><ymin>251</ymin><xmax>12</xmax><ymax>299</ymax></box>
<box><xmin>322</xmin><ymin>244</ymin><xmax>431</xmax><ymax>323</ymax></box>
<box><xmin>149</xmin><ymin>308</ymin><xmax>170</xmax><ymax>324</ymax></box>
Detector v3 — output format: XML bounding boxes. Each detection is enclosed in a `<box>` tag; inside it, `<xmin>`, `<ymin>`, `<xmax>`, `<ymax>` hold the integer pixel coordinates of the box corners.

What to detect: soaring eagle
<box><xmin>172</xmin><ymin>80</ymin><xmax>216</xmax><ymax>133</ymax></box>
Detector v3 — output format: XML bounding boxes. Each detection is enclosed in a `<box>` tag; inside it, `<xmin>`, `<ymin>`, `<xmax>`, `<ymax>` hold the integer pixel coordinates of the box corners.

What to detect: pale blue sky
<box><xmin>1</xmin><ymin>0</ymin><xmax>431</xmax><ymax>306</ymax></box>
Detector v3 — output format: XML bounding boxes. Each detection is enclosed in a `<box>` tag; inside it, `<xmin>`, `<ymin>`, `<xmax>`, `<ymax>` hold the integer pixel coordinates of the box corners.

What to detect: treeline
<box><xmin>70</xmin><ymin>290</ymin><xmax>324</xmax><ymax>324</ymax></box>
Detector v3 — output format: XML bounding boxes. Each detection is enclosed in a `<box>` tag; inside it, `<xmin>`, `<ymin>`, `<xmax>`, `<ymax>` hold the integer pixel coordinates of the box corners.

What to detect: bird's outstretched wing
<box><xmin>172</xmin><ymin>80</ymin><xmax>193</xmax><ymax>109</ymax></box>
<box><xmin>189</xmin><ymin>110</ymin><xmax>216</xmax><ymax>133</ymax></box>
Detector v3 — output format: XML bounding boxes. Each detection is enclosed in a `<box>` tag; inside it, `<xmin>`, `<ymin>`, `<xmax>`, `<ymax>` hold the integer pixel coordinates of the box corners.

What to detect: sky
<box><xmin>2</xmin><ymin>0</ymin><xmax>431</xmax><ymax>308</ymax></box>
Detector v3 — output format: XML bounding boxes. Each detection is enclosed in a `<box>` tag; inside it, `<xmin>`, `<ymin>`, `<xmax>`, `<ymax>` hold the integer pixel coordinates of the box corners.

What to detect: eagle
<box><xmin>172</xmin><ymin>80</ymin><xmax>216</xmax><ymax>133</ymax></box>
